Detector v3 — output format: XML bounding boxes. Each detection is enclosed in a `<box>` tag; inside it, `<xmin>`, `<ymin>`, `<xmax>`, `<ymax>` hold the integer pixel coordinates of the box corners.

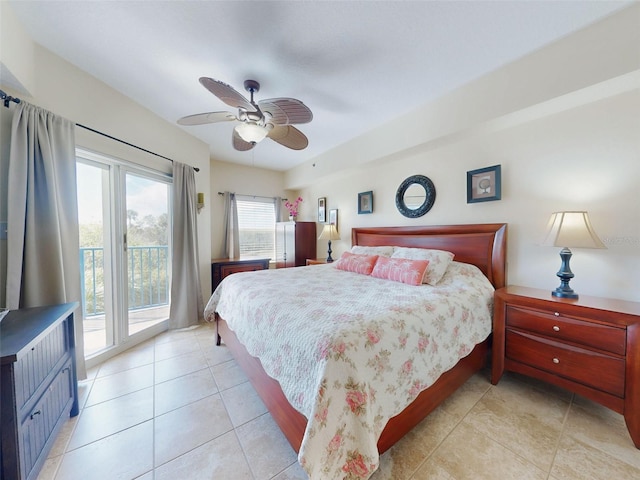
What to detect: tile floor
<box><xmin>38</xmin><ymin>323</ymin><xmax>640</xmax><ymax>480</ymax></box>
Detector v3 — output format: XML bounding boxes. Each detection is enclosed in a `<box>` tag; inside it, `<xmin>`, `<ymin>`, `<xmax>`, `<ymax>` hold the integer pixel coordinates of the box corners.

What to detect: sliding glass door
<box><xmin>77</xmin><ymin>151</ymin><xmax>171</xmax><ymax>365</ymax></box>
<box><xmin>124</xmin><ymin>172</ymin><xmax>171</xmax><ymax>335</ymax></box>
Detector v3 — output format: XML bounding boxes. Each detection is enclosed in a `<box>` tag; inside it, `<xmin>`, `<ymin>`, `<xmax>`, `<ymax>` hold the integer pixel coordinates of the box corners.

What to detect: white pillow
<box><xmin>391</xmin><ymin>247</ymin><xmax>455</xmax><ymax>285</ymax></box>
<box><xmin>350</xmin><ymin>245</ymin><xmax>395</xmax><ymax>258</ymax></box>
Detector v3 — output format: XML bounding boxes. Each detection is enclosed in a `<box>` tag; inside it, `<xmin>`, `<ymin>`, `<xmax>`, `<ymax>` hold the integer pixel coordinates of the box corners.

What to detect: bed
<box><xmin>204</xmin><ymin>223</ymin><xmax>507</xmax><ymax>479</ymax></box>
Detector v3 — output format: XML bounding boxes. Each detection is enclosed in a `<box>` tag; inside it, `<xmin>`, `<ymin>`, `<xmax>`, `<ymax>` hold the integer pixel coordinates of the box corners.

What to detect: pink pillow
<box><xmin>335</xmin><ymin>252</ymin><xmax>379</xmax><ymax>275</ymax></box>
<box><xmin>371</xmin><ymin>257</ymin><xmax>430</xmax><ymax>286</ymax></box>
<box><xmin>391</xmin><ymin>248</ymin><xmax>455</xmax><ymax>285</ymax></box>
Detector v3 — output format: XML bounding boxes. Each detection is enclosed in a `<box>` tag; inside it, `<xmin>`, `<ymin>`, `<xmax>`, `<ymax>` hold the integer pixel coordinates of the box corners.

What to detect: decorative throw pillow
<box><xmin>350</xmin><ymin>245</ymin><xmax>395</xmax><ymax>258</ymax></box>
<box><xmin>335</xmin><ymin>252</ymin><xmax>379</xmax><ymax>275</ymax></box>
<box><xmin>371</xmin><ymin>257</ymin><xmax>430</xmax><ymax>286</ymax></box>
<box><xmin>391</xmin><ymin>247</ymin><xmax>455</xmax><ymax>285</ymax></box>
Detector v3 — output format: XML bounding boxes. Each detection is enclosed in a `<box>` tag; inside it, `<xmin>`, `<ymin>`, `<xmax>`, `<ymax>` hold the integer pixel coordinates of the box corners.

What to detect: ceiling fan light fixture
<box><xmin>235</xmin><ymin>122</ymin><xmax>269</xmax><ymax>144</ymax></box>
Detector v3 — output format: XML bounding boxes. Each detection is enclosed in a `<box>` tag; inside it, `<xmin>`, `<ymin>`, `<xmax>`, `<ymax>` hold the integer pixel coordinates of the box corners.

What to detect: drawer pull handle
<box><xmin>553</xmin><ymin>326</ymin><xmax>560</xmax><ymax>332</ymax></box>
<box><xmin>30</xmin><ymin>410</ymin><xmax>41</xmax><ymax>420</ymax></box>
<box><xmin>554</xmin><ymin>312</ymin><xmax>560</xmax><ymax>317</ymax></box>
<box><xmin>552</xmin><ymin>358</ymin><xmax>560</xmax><ymax>364</ymax></box>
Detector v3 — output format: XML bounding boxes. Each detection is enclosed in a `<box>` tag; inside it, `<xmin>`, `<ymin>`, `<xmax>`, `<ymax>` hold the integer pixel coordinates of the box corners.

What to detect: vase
<box><xmin>289</xmin><ymin>215</ymin><xmax>296</xmax><ymax>222</ymax></box>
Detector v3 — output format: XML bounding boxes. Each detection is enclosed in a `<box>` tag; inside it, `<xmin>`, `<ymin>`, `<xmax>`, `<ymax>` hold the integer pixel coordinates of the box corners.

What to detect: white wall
<box><xmin>0</xmin><ymin>2</ymin><xmax>212</xmax><ymax>301</ymax></box>
<box><xmin>209</xmin><ymin>159</ymin><xmax>296</xmax><ymax>261</ymax></box>
<box><xmin>287</xmin><ymin>6</ymin><xmax>640</xmax><ymax>302</ymax></box>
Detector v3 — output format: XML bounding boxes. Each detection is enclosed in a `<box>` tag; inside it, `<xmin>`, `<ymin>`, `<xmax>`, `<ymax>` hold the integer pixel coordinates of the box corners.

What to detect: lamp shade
<box><xmin>235</xmin><ymin>122</ymin><xmax>269</xmax><ymax>143</ymax></box>
<box><xmin>541</xmin><ymin>211</ymin><xmax>605</xmax><ymax>249</ymax></box>
<box><xmin>318</xmin><ymin>224</ymin><xmax>340</xmax><ymax>241</ymax></box>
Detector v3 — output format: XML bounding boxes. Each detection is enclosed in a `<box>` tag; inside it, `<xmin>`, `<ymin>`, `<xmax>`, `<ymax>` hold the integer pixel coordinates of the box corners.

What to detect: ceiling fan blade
<box><xmin>232</xmin><ymin>129</ymin><xmax>255</xmax><ymax>151</ymax></box>
<box><xmin>258</xmin><ymin>98</ymin><xmax>313</xmax><ymax>125</ymax></box>
<box><xmin>267</xmin><ymin>125</ymin><xmax>309</xmax><ymax>150</ymax></box>
<box><xmin>177</xmin><ymin>111</ymin><xmax>237</xmax><ymax>126</ymax></box>
<box><xmin>199</xmin><ymin>77</ymin><xmax>256</xmax><ymax>112</ymax></box>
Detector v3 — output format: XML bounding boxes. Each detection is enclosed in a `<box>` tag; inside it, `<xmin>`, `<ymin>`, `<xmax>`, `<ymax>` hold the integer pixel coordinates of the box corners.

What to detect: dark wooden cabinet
<box><xmin>211</xmin><ymin>257</ymin><xmax>270</xmax><ymax>292</ymax></box>
<box><xmin>491</xmin><ymin>286</ymin><xmax>640</xmax><ymax>448</ymax></box>
<box><xmin>275</xmin><ymin>221</ymin><xmax>316</xmax><ymax>268</ymax></box>
<box><xmin>1</xmin><ymin>303</ymin><xmax>80</xmax><ymax>480</ymax></box>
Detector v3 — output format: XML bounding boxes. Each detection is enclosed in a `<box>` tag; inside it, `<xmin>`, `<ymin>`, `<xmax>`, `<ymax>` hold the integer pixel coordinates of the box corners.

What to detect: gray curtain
<box><xmin>275</xmin><ymin>196</ymin><xmax>283</xmax><ymax>222</ymax></box>
<box><xmin>6</xmin><ymin>102</ymin><xmax>86</xmax><ymax>379</ymax></box>
<box><xmin>221</xmin><ymin>191</ymin><xmax>239</xmax><ymax>258</ymax></box>
<box><xmin>169</xmin><ymin>161</ymin><xmax>203</xmax><ymax>329</ymax></box>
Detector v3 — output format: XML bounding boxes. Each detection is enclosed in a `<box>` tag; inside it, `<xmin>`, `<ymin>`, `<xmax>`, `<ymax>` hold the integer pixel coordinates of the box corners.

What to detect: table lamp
<box><xmin>318</xmin><ymin>224</ymin><xmax>340</xmax><ymax>262</ymax></box>
<box><xmin>541</xmin><ymin>211</ymin><xmax>605</xmax><ymax>299</ymax></box>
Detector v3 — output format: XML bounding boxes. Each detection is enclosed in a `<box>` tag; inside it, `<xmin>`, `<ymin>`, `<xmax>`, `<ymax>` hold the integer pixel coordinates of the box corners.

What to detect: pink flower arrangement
<box><xmin>285</xmin><ymin>196</ymin><xmax>303</xmax><ymax>217</ymax></box>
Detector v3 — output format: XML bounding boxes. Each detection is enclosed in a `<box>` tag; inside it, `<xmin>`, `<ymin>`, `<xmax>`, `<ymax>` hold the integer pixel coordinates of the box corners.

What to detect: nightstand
<box><xmin>491</xmin><ymin>285</ymin><xmax>640</xmax><ymax>448</ymax></box>
<box><xmin>306</xmin><ymin>258</ymin><xmax>328</xmax><ymax>265</ymax></box>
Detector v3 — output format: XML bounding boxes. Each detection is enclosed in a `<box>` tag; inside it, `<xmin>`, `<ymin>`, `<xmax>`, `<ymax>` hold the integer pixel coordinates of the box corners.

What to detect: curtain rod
<box><xmin>218</xmin><ymin>192</ymin><xmax>287</xmax><ymax>201</ymax></box>
<box><xmin>1</xmin><ymin>89</ymin><xmax>199</xmax><ymax>172</ymax></box>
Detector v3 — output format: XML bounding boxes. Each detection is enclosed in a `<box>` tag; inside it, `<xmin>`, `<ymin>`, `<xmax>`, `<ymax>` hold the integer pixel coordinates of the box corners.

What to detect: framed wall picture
<box><xmin>318</xmin><ymin>197</ymin><xmax>326</xmax><ymax>222</ymax></box>
<box><xmin>358</xmin><ymin>191</ymin><xmax>373</xmax><ymax>214</ymax></box>
<box><xmin>467</xmin><ymin>165</ymin><xmax>501</xmax><ymax>203</ymax></box>
<box><xmin>329</xmin><ymin>209</ymin><xmax>338</xmax><ymax>230</ymax></box>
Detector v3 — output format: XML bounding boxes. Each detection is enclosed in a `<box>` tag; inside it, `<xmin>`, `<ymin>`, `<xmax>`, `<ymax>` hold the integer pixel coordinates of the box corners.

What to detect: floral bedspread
<box><xmin>204</xmin><ymin>261</ymin><xmax>494</xmax><ymax>479</ymax></box>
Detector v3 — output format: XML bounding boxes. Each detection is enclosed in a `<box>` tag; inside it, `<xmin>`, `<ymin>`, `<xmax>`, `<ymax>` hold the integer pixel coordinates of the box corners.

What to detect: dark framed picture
<box><xmin>329</xmin><ymin>209</ymin><xmax>338</xmax><ymax>230</ymax></box>
<box><xmin>358</xmin><ymin>191</ymin><xmax>373</xmax><ymax>214</ymax></box>
<box><xmin>318</xmin><ymin>197</ymin><xmax>326</xmax><ymax>222</ymax></box>
<box><xmin>467</xmin><ymin>165</ymin><xmax>501</xmax><ymax>203</ymax></box>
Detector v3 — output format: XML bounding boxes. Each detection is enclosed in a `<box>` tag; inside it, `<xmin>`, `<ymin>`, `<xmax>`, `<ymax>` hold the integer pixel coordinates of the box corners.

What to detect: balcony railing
<box><xmin>79</xmin><ymin>246</ymin><xmax>170</xmax><ymax>318</ymax></box>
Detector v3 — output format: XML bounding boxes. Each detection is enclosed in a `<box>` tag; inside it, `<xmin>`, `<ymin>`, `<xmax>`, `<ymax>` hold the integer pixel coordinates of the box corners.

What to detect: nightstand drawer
<box><xmin>506</xmin><ymin>330</ymin><xmax>625</xmax><ymax>397</ymax></box>
<box><xmin>506</xmin><ymin>305</ymin><xmax>626</xmax><ymax>355</ymax></box>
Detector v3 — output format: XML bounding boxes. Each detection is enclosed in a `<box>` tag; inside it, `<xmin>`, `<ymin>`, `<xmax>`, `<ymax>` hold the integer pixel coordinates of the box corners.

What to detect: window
<box><xmin>236</xmin><ymin>196</ymin><xmax>276</xmax><ymax>258</ymax></box>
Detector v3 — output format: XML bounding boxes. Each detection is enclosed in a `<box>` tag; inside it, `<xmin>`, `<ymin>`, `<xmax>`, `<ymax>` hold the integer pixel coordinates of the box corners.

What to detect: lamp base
<box><xmin>326</xmin><ymin>240</ymin><xmax>334</xmax><ymax>263</ymax></box>
<box><xmin>552</xmin><ymin>247</ymin><xmax>579</xmax><ymax>299</ymax></box>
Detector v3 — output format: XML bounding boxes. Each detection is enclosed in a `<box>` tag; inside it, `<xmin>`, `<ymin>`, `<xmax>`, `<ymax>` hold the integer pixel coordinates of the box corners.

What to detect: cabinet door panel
<box><xmin>506</xmin><ymin>330</ymin><xmax>625</xmax><ymax>397</ymax></box>
<box><xmin>506</xmin><ymin>306</ymin><xmax>626</xmax><ymax>355</ymax></box>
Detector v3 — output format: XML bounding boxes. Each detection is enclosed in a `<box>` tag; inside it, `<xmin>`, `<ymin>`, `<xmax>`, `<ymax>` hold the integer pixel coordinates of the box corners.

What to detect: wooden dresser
<box><xmin>1</xmin><ymin>303</ymin><xmax>80</xmax><ymax>480</ymax></box>
<box><xmin>491</xmin><ymin>286</ymin><xmax>640</xmax><ymax>448</ymax></box>
<box><xmin>275</xmin><ymin>221</ymin><xmax>316</xmax><ymax>268</ymax></box>
<box><xmin>211</xmin><ymin>257</ymin><xmax>270</xmax><ymax>293</ymax></box>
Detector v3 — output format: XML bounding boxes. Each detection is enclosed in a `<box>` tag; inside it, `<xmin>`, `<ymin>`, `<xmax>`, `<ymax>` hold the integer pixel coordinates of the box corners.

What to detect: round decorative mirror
<box><xmin>395</xmin><ymin>175</ymin><xmax>436</xmax><ymax>218</ymax></box>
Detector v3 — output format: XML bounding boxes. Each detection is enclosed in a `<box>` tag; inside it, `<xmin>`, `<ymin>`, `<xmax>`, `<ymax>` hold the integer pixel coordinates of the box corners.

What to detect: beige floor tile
<box><xmin>47</xmin><ymin>416</ymin><xmax>79</xmax><ymax>458</ymax></box>
<box><xmin>550</xmin><ymin>434</ymin><xmax>640</xmax><ymax>479</ymax></box>
<box><xmin>96</xmin><ymin>340</ymin><xmax>155</xmax><ymax>377</ymax></box>
<box><xmin>154</xmin><ymin>367</ymin><xmax>218</xmax><ymax>415</ymax></box>
<box><xmin>68</xmin><ymin>387</ymin><xmax>153</xmax><ymax>450</ymax></box>
<box><xmin>85</xmin><ymin>365</ymin><xmax>154</xmax><ymax>407</ymax></box>
<box><xmin>55</xmin><ymin>421</ymin><xmax>153</xmax><ymax>480</ymax></box>
<box><xmin>412</xmin><ymin>422</ymin><xmax>547</xmax><ymax>480</ymax></box>
<box><xmin>154</xmin><ymin>430</ymin><xmax>254</xmax><ymax>480</ymax></box>
<box><xmin>153</xmin><ymin>326</ymin><xmax>199</xmax><ymax>345</ymax></box>
<box><xmin>438</xmin><ymin>371</ymin><xmax>492</xmax><ymax>421</ymax></box>
<box><xmin>134</xmin><ymin>472</ymin><xmax>153</xmax><ymax>480</ymax></box>
<box><xmin>236</xmin><ymin>413</ymin><xmax>299</xmax><ymax>480</ymax></box>
<box><xmin>372</xmin><ymin>407</ymin><xmax>460</xmax><ymax>480</ymax></box>
<box><xmin>154</xmin><ymin>394</ymin><xmax>233</xmax><ymax>466</ymax></box>
<box><xmin>36</xmin><ymin>454</ymin><xmax>63</xmax><ymax>480</ymax></box>
<box><xmin>154</xmin><ymin>349</ymin><xmax>208</xmax><ymax>383</ymax></box>
<box><xmin>85</xmin><ymin>363</ymin><xmax>154</xmax><ymax>407</ymax></box>
<box><xmin>271</xmin><ymin>461</ymin><xmax>309</xmax><ymax>479</ymax></box>
<box><xmin>201</xmin><ymin>338</ymin><xmax>235</xmax><ymax>366</ymax></box>
<box><xmin>221</xmin><ymin>380</ymin><xmax>269</xmax><ymax>427</ymax></box>
<box><xmin>211</xmin><ymin>358</ymin><xmax>250</xmax><ymax>390</ymax></box>
<box><xmin>463</xmin><ymin>374</ymin><xmax>569</xmax><ymax>471</ymax></box>
<box><xmin>563</xmin><ymin>394</ymin><xmax>640</xmax><ymax>470</ymax></box>
<box><xmin>154</xmin><ymin>335</ymin><xmax>201</xmax><ymax>360</ymax></box>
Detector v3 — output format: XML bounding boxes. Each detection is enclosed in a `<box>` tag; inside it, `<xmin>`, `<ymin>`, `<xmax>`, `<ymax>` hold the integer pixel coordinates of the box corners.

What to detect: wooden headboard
<box><xmin>352</xmin><ymin>224</ymin><xmax>507</xmax><ymax>289</ymax></box>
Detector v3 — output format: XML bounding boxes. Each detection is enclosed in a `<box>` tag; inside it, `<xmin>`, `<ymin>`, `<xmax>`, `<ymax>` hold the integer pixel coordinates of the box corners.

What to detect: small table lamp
<box><xmin>541</xmin><ymin>211</ymin><xmax>606</xmax><ymax>299</ymax></box>
<box><xmin>318</xmin><ymin>224</ymin><xmax>340</xmax><ymax>262</ymax></box>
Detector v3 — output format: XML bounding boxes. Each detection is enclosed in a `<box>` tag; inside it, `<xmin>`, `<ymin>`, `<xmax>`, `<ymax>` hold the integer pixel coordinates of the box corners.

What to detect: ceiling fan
<box><xmin>177</xmin><ymin>77</ymin><xmax>313</xmax><ymax>151</ymax></box>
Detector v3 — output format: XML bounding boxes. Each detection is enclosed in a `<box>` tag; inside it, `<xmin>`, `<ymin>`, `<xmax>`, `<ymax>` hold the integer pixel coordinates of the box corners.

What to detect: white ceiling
<box><xmin>7</xmin><ymin>1</ymin><xmax>632</xmax><ymax>171</ymax></box>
